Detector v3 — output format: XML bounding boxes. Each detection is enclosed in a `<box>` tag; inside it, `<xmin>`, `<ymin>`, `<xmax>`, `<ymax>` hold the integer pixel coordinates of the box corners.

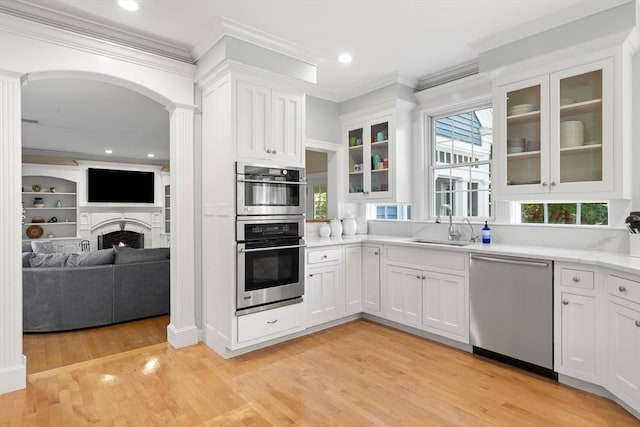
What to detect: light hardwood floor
<box><xmin>3</xmin><ymin>319</ymin><xmax>639</xmax><ymax>426</ymax></box>
<box><xmin>23</xmin><ymin>315</ymin><xmax>168</xmax><ymax>374</ymax></box>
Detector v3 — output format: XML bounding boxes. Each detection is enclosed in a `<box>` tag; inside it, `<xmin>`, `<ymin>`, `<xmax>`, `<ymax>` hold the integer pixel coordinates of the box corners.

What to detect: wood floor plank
<box><xmin>2</xmin><ymin>319</ymin><xmax>639</xmax><ymax>426</ymax></box>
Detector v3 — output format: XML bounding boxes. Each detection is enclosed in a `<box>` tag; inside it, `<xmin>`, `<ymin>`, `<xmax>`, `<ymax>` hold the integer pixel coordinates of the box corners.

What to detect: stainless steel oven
<box><xmin>236</xmin><ymin>162</ymin><xmax>306</xmax><ymax>216</ymax></box>
<box><xmin>236</xmin><ymin>216</ymin><xmax>305</xmax><ymax>315</ymax></box>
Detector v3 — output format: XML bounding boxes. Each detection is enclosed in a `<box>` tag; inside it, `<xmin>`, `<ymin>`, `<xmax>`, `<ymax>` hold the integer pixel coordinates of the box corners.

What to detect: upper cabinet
<box><xmin>341</xmin><ymin>104</ymin><xmax>414</xmax><ymax>203</ymax></box>
<box><xmin>495</xmin><ymin>58</ymin><xmax>616</xmax><ymax>200</ymax></box>
<box><xmin>236</xmin><ymin>80</ymin><xmax>304</xmax><ymax>166</ymax></box>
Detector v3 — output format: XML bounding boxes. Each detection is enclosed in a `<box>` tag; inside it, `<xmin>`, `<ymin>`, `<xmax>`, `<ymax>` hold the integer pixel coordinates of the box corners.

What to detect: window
<box><xmin>311</xmin><ymin>184</ymin><xmax>328</xmax><ymax>220</ymax></box>
<box><xmin>374</xmin><ymin>204</ymin><xmax>412</xmax><ymax>220</ymax></box>
<box><xmin>519</xmin><ymin>202</ymin><xmax>608</xmax><ymax>225</ymax></box>
<box><xmin>431</xmin><ymin>107</ymin><xmax>493</xmax><ymax>219</ymax></box>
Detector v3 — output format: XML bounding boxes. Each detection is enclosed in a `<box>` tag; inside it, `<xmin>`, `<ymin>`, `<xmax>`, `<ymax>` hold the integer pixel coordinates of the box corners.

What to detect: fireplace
<box><xmin>98</xmin><ymin>230</ymin><xmax>144</xmax><ymax>249</ymax></box>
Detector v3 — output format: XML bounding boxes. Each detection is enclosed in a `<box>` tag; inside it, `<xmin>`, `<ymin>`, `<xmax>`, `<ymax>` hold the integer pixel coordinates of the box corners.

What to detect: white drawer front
<box><xmin>608</xmin><ymin>275</ymin><xmax>640</xmax><ymax>305</ymax></box>
<box><xmin>307</xmin><ymin>248</ymin><xmax>341</xmax><ymax>264</ymax></box>
<box><xmin>238</xmin><ymin>303</ymin><xmax>304</xmax><ymax>343</ymax></box>
<box><xmin>560</xmin><ymin>268</ymin><xmax>594</xmax><ymax>290</ymax></box>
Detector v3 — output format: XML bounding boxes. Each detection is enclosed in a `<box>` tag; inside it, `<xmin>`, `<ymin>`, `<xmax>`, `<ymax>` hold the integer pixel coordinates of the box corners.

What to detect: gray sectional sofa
<box><xmin>22</xmin><ymin>243</ymin><xmax>170</xmax><ymax>332</ymax></box>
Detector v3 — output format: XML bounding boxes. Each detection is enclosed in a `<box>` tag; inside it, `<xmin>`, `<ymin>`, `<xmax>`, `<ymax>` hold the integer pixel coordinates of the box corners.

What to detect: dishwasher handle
<box><xmin>471</xmin><ymin>254</ymin><xmax>550</xmax><ymax>268</ymax></box>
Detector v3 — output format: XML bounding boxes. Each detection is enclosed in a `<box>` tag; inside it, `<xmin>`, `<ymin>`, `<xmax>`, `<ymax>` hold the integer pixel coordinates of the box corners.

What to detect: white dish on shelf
<box><xmin>507</xmin><ymin>146</ymin><xmax>525</xmax><ymax>154</ymax></box>
<box><xmin>583</xmin><ymin>139</ymin><xmax>601</xmax><ymax>146</ymax></box>
<box><xmin>508</xmin><ymin>104</ymin><xmax>536</xmax><ymax>115</ymax></box>
<box><xmin>560</xmin><ymin>120</ymin><xmax>584</xmax><ymax>148</ymax></box>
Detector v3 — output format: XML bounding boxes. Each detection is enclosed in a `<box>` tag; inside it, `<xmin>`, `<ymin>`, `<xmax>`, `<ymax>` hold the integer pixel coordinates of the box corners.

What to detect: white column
<box><xmin>166</xmin><ymin>103</ymin><xmax>199</xmax><ymax>348</ymax></box>
<box><xmin>0</xmin><ymin>71</ymin><xmax>26</xmax><ymax>394</ymax></box>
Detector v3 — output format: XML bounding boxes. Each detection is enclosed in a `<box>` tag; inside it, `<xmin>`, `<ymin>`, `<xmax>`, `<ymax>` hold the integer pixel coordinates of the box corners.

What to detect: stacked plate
<box><xmin>508</xmin><ymin>104</ymin><xmax>536</xmax><ymax>116</ymax></box>
<box><xmin>507</xmin><ymin>138</ymin><xmax>526</xmax><ymax>153</ymax></box>
<box><xmin>560</xmin><ymin>121</ymin><xmax>584</xmax><ymax>148</ymax></box>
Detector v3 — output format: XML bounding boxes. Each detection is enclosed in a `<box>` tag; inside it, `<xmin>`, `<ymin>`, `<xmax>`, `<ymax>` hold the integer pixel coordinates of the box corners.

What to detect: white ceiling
<box><xmin>9</xmin><ymin>0</ymin><xmax>626</xmax><ymax>163</ymax></box>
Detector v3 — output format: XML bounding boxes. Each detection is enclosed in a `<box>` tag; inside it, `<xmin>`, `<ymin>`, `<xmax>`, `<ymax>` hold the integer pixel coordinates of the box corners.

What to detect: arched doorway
<box><xmin>0</xmin><ymin>65</ymin><xmax>197</xmax><ymax>394</ymax></box>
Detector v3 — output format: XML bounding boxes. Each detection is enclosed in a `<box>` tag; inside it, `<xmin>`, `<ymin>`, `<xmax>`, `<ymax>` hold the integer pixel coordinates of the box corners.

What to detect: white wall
<box><xmin>305</xmin><ymin>96</ymin><xmax>340</xmax><ymax>142</ymax></box>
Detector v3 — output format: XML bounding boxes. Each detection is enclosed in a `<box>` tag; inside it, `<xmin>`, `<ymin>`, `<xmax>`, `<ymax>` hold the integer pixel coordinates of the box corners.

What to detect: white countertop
<box><xmin>306</xmin><ymin>234</ymin><xmax>640</xmax><ymax>276</ymax></box>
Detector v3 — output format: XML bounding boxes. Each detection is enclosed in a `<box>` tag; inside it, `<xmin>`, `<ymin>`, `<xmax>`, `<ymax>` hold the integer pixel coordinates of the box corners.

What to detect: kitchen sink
<box><xmin>411</xmin><ymin>238</ymin><xmax>472</xmax><ymax>246</ymax></box>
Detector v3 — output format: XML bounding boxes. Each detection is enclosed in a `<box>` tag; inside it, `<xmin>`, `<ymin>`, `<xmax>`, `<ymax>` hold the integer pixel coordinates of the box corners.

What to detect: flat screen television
<box><xmin>88</xmin><ymin>168</ymin><xmax>154</xmax><ymax>203</ymax></box>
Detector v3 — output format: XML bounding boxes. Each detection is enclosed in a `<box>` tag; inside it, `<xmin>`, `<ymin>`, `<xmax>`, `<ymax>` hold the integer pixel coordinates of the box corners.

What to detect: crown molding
<box><xmin>330</xmin><ymin>71</ymin><xmax>418</xmax><ymax>104</ymax></box>
<box><xmin>0</xmin><ymin>0</ymin><xmax>193</xmax><ymax>63</ymax></box>
<box><xmin>469</xmin><ymin>0</ymin><xmax>632</xmax><ymax>53</ymax></box>
<box><xmin>0</xmin><ymin>12</ymin><xmax>196</xmax><ymax>78</ymax></box>
<box><xmin>417</xmin><ymin>60</ymin><xmax>479</xmax><ymax>91</ymax></box>
<box><xmin>192</xmin><ymin>16</ymin><xmax>325</xmax><ymax>66</ymax></box>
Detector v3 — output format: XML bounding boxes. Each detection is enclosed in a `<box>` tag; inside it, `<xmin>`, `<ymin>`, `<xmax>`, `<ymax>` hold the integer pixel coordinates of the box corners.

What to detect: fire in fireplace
<box><xmin>98</xmin><ymin>230</ymin><xmax>144</xmax><ymax>249</ymax></box>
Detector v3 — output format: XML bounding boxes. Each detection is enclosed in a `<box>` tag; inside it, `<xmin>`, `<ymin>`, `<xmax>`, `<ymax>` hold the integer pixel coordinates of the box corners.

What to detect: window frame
<box><xmin>427</xmin><ymin>103</ymin><xmax>494</xmax><ymax>222</ymax></box>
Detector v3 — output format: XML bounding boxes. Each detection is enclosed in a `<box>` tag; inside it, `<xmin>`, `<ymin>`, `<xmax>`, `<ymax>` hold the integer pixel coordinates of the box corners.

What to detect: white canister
<box><xmin>330</xmin><ymin>219</ymin><xmax>343</xmax><ymax>237</ymax></box>
<box><xmin>342</xmin><ymin>215</ymin><xmax>357</xmax><ymax>236</ymax></box>
<box><xmin>319</xmin><ymin>223</ymin><xmax>331</xmax><ymax>237</ymax></box>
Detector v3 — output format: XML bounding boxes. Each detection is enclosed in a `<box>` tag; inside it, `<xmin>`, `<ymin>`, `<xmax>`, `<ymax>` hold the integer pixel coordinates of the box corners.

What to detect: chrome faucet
<box><xmin>464</xmin><ymin>218</ymin><xmax>480</xmax><ymax>242</ymax></box>
<box><xmin>442</xmin><ymin>204</ymin><xmax>460</xmax><ymax>240</ymax></box>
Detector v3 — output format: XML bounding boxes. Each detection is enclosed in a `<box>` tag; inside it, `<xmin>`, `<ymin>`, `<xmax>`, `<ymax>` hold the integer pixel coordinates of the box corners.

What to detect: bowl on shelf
<box><xmin>507</xmin><ymin>138</ymin><xmax>526</xmax><ymax>153</ymax></box>
<box><xmin>33</xmin><ymin>203</ymin><xmax>45</xmax><ymax>208</ymax></box>
<box><xmin>508</xmin><ymin>104</ymin><xmax>536</xmax><ymax>115</ymax></box>
<box><xmin>31</xmin><ymin>216</ymin><xmax>45</xmax><ymax>223</ymax></box>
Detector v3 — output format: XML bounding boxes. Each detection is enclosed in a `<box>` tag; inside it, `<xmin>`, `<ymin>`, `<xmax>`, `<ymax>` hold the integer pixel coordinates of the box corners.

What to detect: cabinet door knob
<box><xmin>422</xmin><ymin>275</ymin><xmax>426</xmax><ymax>280</ymax></box>
<box><xmin>416</xmin><ymin>274</ymin><xmax>421</xmax><ymax>279</ymax></box>
<box><xmin>266</xmin><ymin>319</ymin><xmax>278</xmax><ymax>325</ymax></box>
<box><xmin>272</xmin><ymin>150</ymin><xmax>277</xmax><ymax>154</ymax></box>
<box><xmin>635</xmin><ymin>320</ymin><xmax>640</xmax><ymax>327</ymax></box>
<box><xmin>619</xmin><ymin>285</ymin><xmax>627</xmax><ymax>292</ymax></box>
<box><xmin>321</xmin><ymin>255</ymin><xmax>327</xmax><ymax>259</ymax></box>
<box><xmin>374</xmin><ymin>252</ymin><xmax>379</xmax><ymax>255</ymax></box>
<box><xmin>551</xmin><ymin>181</ymin><xmax>557</xmax><ymax>187</ymax></box>
<box><xmin>309</xmin><ymin>274</ymin><xmax>314</xmax><ymax>277</ymax></box>
<box><xmin>266</xmin><ymin>148</ymin><xmax>272</xmax><ymax>154</ymax></box>
<box><xmin>572</xmin><ymin>276</ymin><xmax>580</xmax><ymax>283</ymax></box>
<box><xmin>542</xmin><ymin>181</ymin><xmax>548</xmax><ymax>187</ymax></box>
<box><xmin>562</xmin><ymin>300</ymin><xmax>569</xmax><ymax>305</ymax></box>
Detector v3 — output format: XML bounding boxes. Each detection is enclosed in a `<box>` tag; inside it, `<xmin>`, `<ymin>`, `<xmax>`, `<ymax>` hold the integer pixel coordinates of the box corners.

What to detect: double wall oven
<box><xmin>235</xmin><ymin>162</ymin><xmax>306</xmax><ymax>315</ymax></box>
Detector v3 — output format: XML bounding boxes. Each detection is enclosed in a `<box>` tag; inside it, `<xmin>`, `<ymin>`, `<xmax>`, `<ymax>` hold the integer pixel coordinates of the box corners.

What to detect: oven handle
<box><xmin>239</xmin><ymin>244</ymin><xmax>307</xmax><ymax>253</ymax></box>
<box><xmin>237</xmin><ymin>178</ymin><xmax>306</xmax><ymax>185</ymax></box>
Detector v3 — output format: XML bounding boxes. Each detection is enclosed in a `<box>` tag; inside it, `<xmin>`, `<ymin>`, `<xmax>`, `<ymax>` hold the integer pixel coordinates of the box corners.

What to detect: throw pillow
<box><xmin>29</xmin><ymin>253</ymin><xmax>69</xmax><ymax>268</ymax></box>
<box><xmin>22</xmin><ymin>242</ymin><xmax>33</xmax><ymax>252</ymax></box>
<box><xmin>22</xmin><ymin>252</ymin><xmax>33</xmax><ymax>268</ymax></box>
<box><xmin>66</xmin><ymin>248</ymin><xmax>115</xmax><ymax>267</ymax></box>
<box><xmin>31</xmin><ymin>240</ymin><xmax>55</xmax><ymax>254</ymax></box>
<box><xmin>114</xmin><ymin>247</ymin><xmax>170</xmax><ymax>264</ymax></box>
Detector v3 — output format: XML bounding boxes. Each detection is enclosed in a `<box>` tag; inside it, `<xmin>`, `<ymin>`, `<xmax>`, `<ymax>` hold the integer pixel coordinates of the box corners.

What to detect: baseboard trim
<box><xmin>167</xmin><ymin>323</ymin><xmax>199</xmax><ymax>348</ymax></box>
<box><xmin>0</xmin><ymin>355</ymin><xmax>27</xmax><ymax>394</ymax></box>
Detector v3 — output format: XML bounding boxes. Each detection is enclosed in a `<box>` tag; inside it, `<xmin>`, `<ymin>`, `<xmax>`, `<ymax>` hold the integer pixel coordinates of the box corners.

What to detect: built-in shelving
<box><xmin>22</xmin><ymin>175</ymin><xmax>78</xmax><ymax>241</ymax></box>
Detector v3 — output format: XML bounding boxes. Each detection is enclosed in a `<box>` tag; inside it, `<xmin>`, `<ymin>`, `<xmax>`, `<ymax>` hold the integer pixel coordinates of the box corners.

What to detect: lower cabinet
<box><xmin>607</xmin><ymin>300</ymin><xmax>640</xmax><ymax>405</ymax></box>
<box><xmin>344</xmin><ymin>245</ymin><xmax>363</xmax><ymax>315</ymax></box>
<box><xmin>306</xmin><ymin>247</ymin><xmax>344</xmax><ymax>327</ymax></box>
<box><xmin>384</xmin><ymin>265</ymin><xmax>423</xmax><ymax>327</ymax></box>
<box><xmin>558</xmin><ymin>292</ymin><xmax>597</xmax><ymax>381</ymax></box>
<box><xmin>422</xmin><ymin>271</ymin><xmax>465</xmax><ymax>337</ymax></box>
<box><xmin>237</xmin><ymin>302</ymin><xmax>304</xmax><ymax>344</ymax></box>
<box><xmin>362</xmin><ymin>245</ymin><xmax>381</xmax><ymax>313</ymax></box>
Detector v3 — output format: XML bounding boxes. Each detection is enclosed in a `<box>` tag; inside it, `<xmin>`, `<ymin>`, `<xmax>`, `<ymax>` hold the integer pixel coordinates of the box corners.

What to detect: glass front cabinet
<box><xmin>495</xmin><ymin>58</ymin><xmax>616</xmax><ymax>199</ymax></box>
<box><xmin>343</xmin><ymin>106</ymin><xmax>412</xmax><ymax>203</ymax></box>
<box><xmin>346</xmin><ymin>119</ymin><xmax>391</xmax><ymax>200</ymax></box>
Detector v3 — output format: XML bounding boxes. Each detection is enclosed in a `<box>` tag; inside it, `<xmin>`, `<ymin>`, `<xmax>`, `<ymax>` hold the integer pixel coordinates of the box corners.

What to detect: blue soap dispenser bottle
<box><xmin>482</xmin><ymin>221</ymin><xmax>491</xmax><ymax>244</ymax></box>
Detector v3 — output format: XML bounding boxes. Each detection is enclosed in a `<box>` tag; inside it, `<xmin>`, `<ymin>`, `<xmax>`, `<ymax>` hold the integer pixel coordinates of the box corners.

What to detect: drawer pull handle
<box><xmin>267</xmin><ymin>319</ymin><xmax>278</xmax><ymax>325</ymax></box>
<box><xmin>562</xmin><ymin>300</ymin><xmax>569</xmax><ymax>305</ymax></box>
<box><xmin>572</xmin><ymin>276</ymin><xmax>580</xmax><ymax>283</ymax></box>
<box><xmin>618</xmin><ymin>285</ymin><xmax>627</xmax><ymax>292</ymax></box>
<box><xmin>309</xmin><ymin>274</ymin><xmax>314</xmax><ymax>277</ymax></box>
<box><xmin>321</xmin><ymin>255</ymin><xmax>328</xmax><ymax>259</ymax></box>
<box><xmin>636</xmin><ymin>320</ymin><xmax>640</xmax><ymax>327</ymax></box>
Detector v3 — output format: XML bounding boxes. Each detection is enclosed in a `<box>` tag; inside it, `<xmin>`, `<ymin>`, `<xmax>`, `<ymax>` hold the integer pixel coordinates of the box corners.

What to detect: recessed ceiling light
<box><xmin>338</xmin><ymin>53</ymin><xmax>353</xmax><ymax>64</ymax></box>
<box><xmin>118</xmin><ymin>0</ymin><xmax>140</xmax><ymax>12</ymax></box>
<box><xmin>147</xmin><ymin>153</ymin><xmax>155</xmax><ymax>158</ymax></box>
<box><xmin>105</xmin><ymin>149</ymin><xmax>113</xmax><ymax>154</ymax></box>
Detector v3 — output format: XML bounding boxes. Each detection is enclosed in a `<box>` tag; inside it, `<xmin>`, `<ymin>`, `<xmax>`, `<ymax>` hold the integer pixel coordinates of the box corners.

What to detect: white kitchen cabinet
<box><xmin>384</xmin><ymin>265</ymin><xmax>423</xmax><ymax>327</ymax></box>
<box><xmin>344</xmin><ymin>245</ymin><xmax>362</xmax><ymax>315</ymax></box>
<box><xmin>606</xmin><ymin>273</ymin><xmax>640</xmax><ymax>409</ymax></box>
<box><xmin>237</xmin><ymin>302</ymin><xmax>304</xmax><ymax>344</ymax></box>
<box><xmin>341</xmin><ymin>103</ymin><xmax>413</xmax><ymax>203</ymax></box>
<box><xmin>554</xmin><ymin>263</ymin><xmax>599</xmax><ymax>383</ymax></box>
<box><xmin>494</xmin><ymin>56</ymin><xmax>625</xmax><ymax>200</ymax></box>
<box><xmin>558</xmin><ymin>292</ymin><xmax>597</xmax><ymax>381</ymax></box>
<box><xmin>606</xmin><ymin>300</ymin><xmax>640</xmax><ymax>406</ymax></box>
<box><xmin>306</xmin><ymin>248</ymin><xmax>344</xmax><ymax>327</ymax></box>
<box><xmin>236</xmin><ymin>80</ymin><xmax>304</xmax><ymax>166</ymax></box>
<box><xmin>362</xmin><ymin>245</ymin><xmax>381</xmax><ymax>313</ymax></box>
<box><xmin>422</xmin><ymin>271</ymin><xmax>466</xmax><ymax>337</ymax></box>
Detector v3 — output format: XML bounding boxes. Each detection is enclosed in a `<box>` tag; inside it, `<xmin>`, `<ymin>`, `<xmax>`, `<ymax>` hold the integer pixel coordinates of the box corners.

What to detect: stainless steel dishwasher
<box><xmin>470</xmin><ymin>253</ymin><xmax>555</xmax><ymax>378</ymax></box>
